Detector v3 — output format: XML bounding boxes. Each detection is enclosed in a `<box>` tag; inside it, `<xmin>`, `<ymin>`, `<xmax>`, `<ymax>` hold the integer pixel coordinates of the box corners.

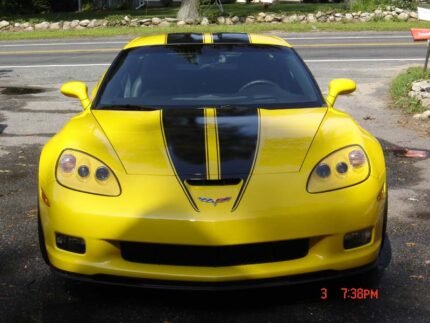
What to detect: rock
<box><xmin>420</xmin><ymin>98</ymin><xmax>430</xmax><ymax>108</ymax></box>
<box><xmin>70</xmin><ymin>20</ymin><xmax>80</xmax><ymax>28</ymax></box>
<box><xmin>374</xmin><ymin>9</ymin><xmax>382</xmax><ymax>15</ymax></box>
<box><xmin>395</xmin><ymin>8</ymin><xmax>403</xmax><ymax>14</ymax></box>
<box><xmin>287</xmin><ymin>14</ymin><xmax>298</xmax><ymax>23</ymax></box>
<box><xmin>139</xmin><ymin>18</ymin><xmax>151</xmax><ymax>24</ymax></box>
<box><xmin>101</xmin><ymin>20</ymin><xmax>108</xmax><ymax>27</ymax></box>
<box><xmin>412</xmin><ymin>80</ymin><xmax>430</xmax><ymax>92</ymax></box>
<box><xmin>87</xmin><ymin>19</ymin><xmax>98</xmax><ymax>28</ymax></box>
<box><xmin>245</xmin><ymin>16</ymin><xmax>255</xmax><ymax>24</ymax></box>
<box><xmin>316</xmin><ymin>11</ymin><xmax>323</xmax><ymax>19</ymax></box>
<box><xmin>35</xmin><ymin>21</ymin><xmax>50</xmax><ymax>30</ymax></box>
<box><xmin>334</xmin><ymin>13</ymin><xmax>342</xmax><ymax>18</ymax></box>
<box><xmin>298</xmin><ymin>15</ymin><xmax>306</xmax><ymax>21</ymax></box>
<box><xmin>14</xmin><ymin>23</ymin><xmax>21</xmax><ymax>28</ymax></box>
<box><xmin>124</xmin><ymin>16</ymin><xmax>130</xmax><ymax>22</ymax></box>
<box><xmin>274</xmin><ymin>15</ymin><xmax>282</xmax><ymax>22</ymax></box>
<box><xmin>410</xmin><ymin>11</ymin><xmax>418</xmax><ymax>19</ymax></box>
<box><xmin>265</xmin><ymin>14</ymin><xmax>274</xmax><ymax>22</ymax></box>
<box><xmin>232</xmin><ymin>16</ymin><xmax>240</xmax><ymax>23</ymax></box>
<box><xmin>185</xmin><ymin>18</ymin><xmax>194</xmax><ymax>25</ymax></box>
<box><xmin>75</xmin><ymin>25</ymin><xmax>86</xmax><ymax>30</ymax></box>
<box><xmin>345</xmin><ymin>13</ymin><xmax>353</xmax><ymax>21</ymax></box>
<box><xmin>328</xmin><ymin>15</ymin><xmax>335</xmax><ymax>22</ymax></box>
<box><xmin>79</xmin><ymin>19</ymin><xmax>90</xmax><ymax>27</ymax></box>
<box><xmin>49</xmin><ymin>22</ymin><xmax>61</xmax><ymax>30</ymax></box>
<box><xmin>307</xmin><ymin>14</ymin><xmax>317</xmax><ymax>23</ymax></box>
<box><xmin>0</xmin><ymin>20</ymin><xmax>10</xmax><ymax>29</ymax></box>
<box><xmin>225</xmin><ymin>17</ymin><xmax>233</xmax><ymax>25</ymax></box>
<box><xmin>129</xmin><ymin>21</ymin><xmax>139</xmax><ymax>27</ymax></box>
<box><xmin>258</xmin><ymin>12</ymin><xmax>266</xmax><ymax>18</ymax></box>
<box><xmin>398</xmin><ymin>12</ymin><xmax>409</xmax><ymax>21</ymax></box>
<box><xmin>201</xmin><ymin>17</ymin><xmax>209</xmax><ymax>25</ymax></box>
<box><xmin>177</xmin><ymin>20</ymin><xmax>186</xmax><ymax>26</ymax></box>
<box><xmin>152</xmin><ymin>17</ymin><xmax>161</xmax><ymax>25</ymax></box>
<box><xmin>21</xmin><ymin>22</ymin><xmax>30</xmax><ymax>28</ymax></box>
<box><xmin>166</xmin><ymin>18</ymin><xmax>178</xmax><ymax>22</ymax></box>
<box><xmin>217</xmin><ymin>16</ymin><xmax>225</xmax><ymax>24</ymax></box>
<box><xmin>414</xmin><ymin>110</ymin><xmax>430</xmax><ymax>120</ymax></box>
<box><xmin>25</xmin><ymin>26</ymin><xmax>34</xmax><ymax>31</ymax></box>
<box><xmin>159</xmin><ymin>21</ymin><xmax>170</xmax><ymax>27</ymax></box>
<box><xmin>384</xmin><ymin>15</ymin><xmax>393</xmax><ymax>21</ymax></box>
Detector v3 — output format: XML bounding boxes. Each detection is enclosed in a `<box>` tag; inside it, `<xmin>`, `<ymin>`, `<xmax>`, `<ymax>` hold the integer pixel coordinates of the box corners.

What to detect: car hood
<box><xmin>92</xmin><ymin>107</ymin><xmax>326</xmax><ymax>177</ymax></box>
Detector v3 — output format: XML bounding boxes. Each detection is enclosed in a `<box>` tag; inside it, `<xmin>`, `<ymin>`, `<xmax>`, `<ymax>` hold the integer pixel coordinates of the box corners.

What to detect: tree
<box><xmin>32</xmin><ymin>0</ymin><xmax>50</xmax><ymax>12</ymax></box>
<box><xmin>177</xmin><ymin>0</ymin><xmax>200</xmax><ymax>21</ymax></box>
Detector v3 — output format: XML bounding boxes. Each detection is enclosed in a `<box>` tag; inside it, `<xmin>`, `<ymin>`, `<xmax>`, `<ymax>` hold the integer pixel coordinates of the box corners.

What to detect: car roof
<box><xmin>124</xmin><ymin>32</ymin><xmax>291</xmax><ymax>50</ymax></box>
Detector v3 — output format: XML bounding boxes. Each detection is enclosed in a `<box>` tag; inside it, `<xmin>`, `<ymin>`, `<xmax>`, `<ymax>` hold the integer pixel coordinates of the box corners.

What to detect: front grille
<box><xmin>120</xmin><ymin>239</ymin><xmax>309</xmax><ymax>267</ymax></box>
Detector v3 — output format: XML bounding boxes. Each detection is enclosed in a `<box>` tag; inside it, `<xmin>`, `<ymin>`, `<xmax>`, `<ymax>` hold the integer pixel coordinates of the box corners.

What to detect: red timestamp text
<box><xmin>320</xmin><ymin>287</ymin><xmax>379</xmax><ymax>300</ymax></box>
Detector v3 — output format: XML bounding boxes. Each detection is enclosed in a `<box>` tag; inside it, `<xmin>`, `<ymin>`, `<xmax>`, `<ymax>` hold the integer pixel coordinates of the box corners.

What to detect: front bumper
<box><xmin>39</xmin><ymin>172</ymin><xmax>386</xmax><ymax>284</ymax></box>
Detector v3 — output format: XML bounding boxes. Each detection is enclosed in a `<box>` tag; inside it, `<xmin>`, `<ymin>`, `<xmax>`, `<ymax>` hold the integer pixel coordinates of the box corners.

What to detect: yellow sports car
<box><xmin>38</xmin><ymin>33</ymin><xmax>390</xmax><ymax>289</ymax></box>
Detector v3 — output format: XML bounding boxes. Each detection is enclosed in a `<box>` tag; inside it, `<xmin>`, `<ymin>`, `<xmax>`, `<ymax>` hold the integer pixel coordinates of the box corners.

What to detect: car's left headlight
<box><xmin>56</xmin><ymin>149</ymin><xmax>121</xmax><ymax>196</ymax></box>
<box><xmin>307</xmin><ymin>145</ymin><xmax>370</xmax><ymax>193</ymax></box>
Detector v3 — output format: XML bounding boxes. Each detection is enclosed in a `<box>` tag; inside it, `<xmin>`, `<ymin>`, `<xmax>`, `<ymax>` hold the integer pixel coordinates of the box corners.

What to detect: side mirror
<box><xmin>60</xmin><ymin>81</ymin><xmax>91</xmax><ymax>110</ymax></box>
<box><xmin>326</xmin><ymin>79</ymin><xmax>356</xmax><ymax>107</ymax></box>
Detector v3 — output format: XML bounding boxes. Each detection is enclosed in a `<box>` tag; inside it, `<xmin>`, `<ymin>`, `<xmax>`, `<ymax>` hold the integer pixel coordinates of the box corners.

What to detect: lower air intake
<box><xmin>120</xmin><ymin>239</ymin><xmax>309</xmax><ymax>267</ymax></box>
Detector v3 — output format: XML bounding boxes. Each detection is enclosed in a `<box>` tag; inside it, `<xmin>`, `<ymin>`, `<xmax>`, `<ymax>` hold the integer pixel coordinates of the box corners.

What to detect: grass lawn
<box><xmin>1</xmin><ymin>3</ymin><xmax>348</xmax><ymax>22</ymax></box>
<box><xmin>391</xmin><ymin>67</ymin><xmax>430</xmax><ymax>114</ymax></box>
<box><xmin>0</xmin><ymin>20</ymin><xmax>429</xmax><ymax>41</ymax></box>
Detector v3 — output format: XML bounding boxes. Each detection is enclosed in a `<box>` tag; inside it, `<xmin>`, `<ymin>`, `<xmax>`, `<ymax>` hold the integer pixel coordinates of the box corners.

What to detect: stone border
<box><xmin>0</xmin><ymin>7</ymin><xmax>418</xmax><ymax>32</ymax></box>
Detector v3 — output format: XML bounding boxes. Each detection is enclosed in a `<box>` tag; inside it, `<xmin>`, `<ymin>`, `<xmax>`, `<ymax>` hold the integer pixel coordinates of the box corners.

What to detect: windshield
<box><xmin>94</xmin><ymin>44</ymin><xmax>325</xmax><ymax>109</ymax></box>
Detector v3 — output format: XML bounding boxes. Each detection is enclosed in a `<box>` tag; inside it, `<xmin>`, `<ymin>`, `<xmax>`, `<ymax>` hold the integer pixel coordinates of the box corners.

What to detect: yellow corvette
<box><xmin>38</xmin><ymin>33</ymin><xmax>390</xmax><ymax>289</ymax></box>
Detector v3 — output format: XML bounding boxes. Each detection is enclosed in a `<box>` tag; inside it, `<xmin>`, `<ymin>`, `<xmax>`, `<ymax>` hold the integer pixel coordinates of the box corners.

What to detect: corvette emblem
<box><xmin>198</xmin><ymin>196</ymin><xmax>232</xmax><ymax>206</ymax></box>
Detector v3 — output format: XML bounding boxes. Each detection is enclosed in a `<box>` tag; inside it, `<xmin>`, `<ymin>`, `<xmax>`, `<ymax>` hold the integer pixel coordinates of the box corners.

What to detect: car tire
<box><xmin>37</xmin><ymin>205</ymin><xmax>50</xmax><ymax>265</ymax></box>
<box><xmin>355</xmin><ymin>196</ymin><xmax>391</xmax><ymax>288</ymax></box>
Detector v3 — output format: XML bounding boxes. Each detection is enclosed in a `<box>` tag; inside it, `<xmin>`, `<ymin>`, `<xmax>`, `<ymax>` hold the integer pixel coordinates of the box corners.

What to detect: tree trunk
<box><xmin>177</xmin><ymin>0</ymin><xmax>200</xmax><ymax>21</ymax></box>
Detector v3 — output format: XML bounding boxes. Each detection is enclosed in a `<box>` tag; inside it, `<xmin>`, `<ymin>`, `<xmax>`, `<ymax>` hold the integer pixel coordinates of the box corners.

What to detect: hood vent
<box><xmin>186</xmin><ymin>178</ymin><xmax>242</xmax><ymax>186</ymax></box>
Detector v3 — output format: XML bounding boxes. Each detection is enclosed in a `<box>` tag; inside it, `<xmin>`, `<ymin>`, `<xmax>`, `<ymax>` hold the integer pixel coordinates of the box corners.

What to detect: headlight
<box><xmin>307</xmin><ymin>145</ymin><xmax>370</xmax><ymax>193</ymax></box>
<box><xmin>56</xmin><ymin>149</ymin><xmax>121</xmax><ymax>196</ymax></box>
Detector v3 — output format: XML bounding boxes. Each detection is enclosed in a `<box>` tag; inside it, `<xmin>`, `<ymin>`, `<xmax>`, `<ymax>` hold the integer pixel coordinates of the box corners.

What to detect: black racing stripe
<box><xmin>167</xmin><ymin>33</ymin><xmax>204</xmax><ymax>44</ymax></box>
<box><xmin>162</xmin><ymin>109</ymin><xmax>207</xmax><ymax>180</ymax></box>
<box><xmin>212</xmin><ymin>33</ymin><xmax>250</xmax><ymax>44</ymax></box>
<box><xmin>216</xmin><ymin>107</ymin><xmax>260</xmax><ymax>210</ymax></box>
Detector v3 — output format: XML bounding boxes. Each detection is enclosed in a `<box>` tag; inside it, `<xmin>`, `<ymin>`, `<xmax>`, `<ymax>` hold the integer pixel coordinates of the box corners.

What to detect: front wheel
<box><xmin>37</xmin><ymin>205</ymin><xmax>50</xmax><ymax>265</ymax></box>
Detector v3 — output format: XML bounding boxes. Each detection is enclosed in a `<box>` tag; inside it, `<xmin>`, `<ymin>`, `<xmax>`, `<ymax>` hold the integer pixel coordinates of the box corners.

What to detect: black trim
<box><xmin>51</xmin><ymin>261</ymin><xmax>378</xmax><ymax>291</ymax></box>
<box><xmin>167</xmin><ymin>33</ymin><xmax>204</xmax><ymax>44</ymax></box>
<box><xmin>212</xmin><ymin>33</ymin><xmax>250</xmax><ymax>44</ymax></box>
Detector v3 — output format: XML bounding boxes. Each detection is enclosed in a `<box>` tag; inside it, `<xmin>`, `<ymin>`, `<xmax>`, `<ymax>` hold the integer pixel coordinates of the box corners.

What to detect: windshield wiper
<box><xmin>97</xmin><ymin>104</ymin><xmax>160</xmax><ymax>111</ymax></box>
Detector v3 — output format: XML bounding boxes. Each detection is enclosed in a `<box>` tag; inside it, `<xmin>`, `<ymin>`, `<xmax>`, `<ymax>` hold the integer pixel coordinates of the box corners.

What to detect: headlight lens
<box><xmin>56</xmin><ymin>149</ymin><xmax>121</xmax><ymax>196</ymax></box>
<box><xmin>307</xmin><ymin>145</ymin><xmax>370</xmax><ymax>193</ymax></box>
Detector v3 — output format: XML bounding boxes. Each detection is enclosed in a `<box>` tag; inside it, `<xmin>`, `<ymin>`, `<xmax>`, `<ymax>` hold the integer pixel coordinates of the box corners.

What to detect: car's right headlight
<box><xmin>56</xmin><ymin>149</ymin><xmax>121</xmax><ymax>196</ymax></box>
